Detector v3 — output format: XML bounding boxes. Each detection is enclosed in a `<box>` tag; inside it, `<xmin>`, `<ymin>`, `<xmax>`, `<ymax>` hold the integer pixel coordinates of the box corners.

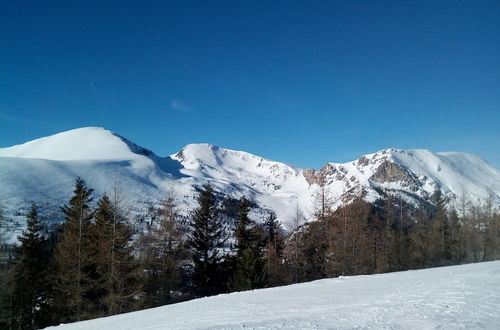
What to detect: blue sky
<box><xmin>1</xmin><ymin>1</ymin><xmax>499</xmax><ymax>169</ymax></box>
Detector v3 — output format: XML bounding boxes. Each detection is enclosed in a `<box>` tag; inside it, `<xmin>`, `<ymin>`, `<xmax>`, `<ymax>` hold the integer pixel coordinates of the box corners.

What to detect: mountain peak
<box><xmin>0</xmin><ymin>127</ymin><xmax>154</xmax><ymax>161</ymax></box>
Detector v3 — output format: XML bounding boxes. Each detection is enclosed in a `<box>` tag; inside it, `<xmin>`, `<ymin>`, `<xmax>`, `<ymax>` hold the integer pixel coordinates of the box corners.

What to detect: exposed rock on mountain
<box><xmin>1</xmin><ymin>127</ymin><xmax>499</xmax><ymax>235</ymax></box>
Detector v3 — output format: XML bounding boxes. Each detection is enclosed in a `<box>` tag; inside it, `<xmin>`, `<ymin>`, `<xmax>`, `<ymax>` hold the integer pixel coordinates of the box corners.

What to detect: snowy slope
<box><xmin>47</xmin><ymin>261</ymin><xmax>500</xmax><ymax>329</ymax></box>
<box><xmin>1</xmin><ymin>127</ymin><xmax>500</xmax><ymax>232</ymax></box>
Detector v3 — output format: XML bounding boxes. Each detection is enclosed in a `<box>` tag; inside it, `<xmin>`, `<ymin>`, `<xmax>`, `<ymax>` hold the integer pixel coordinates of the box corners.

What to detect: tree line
<box><xmin>0</xmin><ymin>178</ymin><xmax>499</xmax><ymax>329</ymax></box>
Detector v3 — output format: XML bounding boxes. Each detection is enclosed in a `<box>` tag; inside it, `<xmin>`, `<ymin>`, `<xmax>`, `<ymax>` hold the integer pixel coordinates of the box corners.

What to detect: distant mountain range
<box><xmin>1</xmin><ymin>127</ymin><xmax>499</xmax><ymax>234</ymax></box>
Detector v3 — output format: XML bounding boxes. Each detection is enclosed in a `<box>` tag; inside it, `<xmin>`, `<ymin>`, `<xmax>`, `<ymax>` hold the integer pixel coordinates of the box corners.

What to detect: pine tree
<box><xmin>231</xmin><ymin>197</ymin><xmax>265</xmax><ymax>291</ymax></box>
<box><xmin>52</xmin><ymin>178</ymin><xmax>94</xmax><ymax>322</ymax></box>
<box><xmin>12</xmin><ymin>204</ymin><xmax>51</xmax><ymax>329</ymax></box>
<box><xmin>188</xmin><ymin>184</ymin><xmax>226</xmax><ymax>297</ymax></box>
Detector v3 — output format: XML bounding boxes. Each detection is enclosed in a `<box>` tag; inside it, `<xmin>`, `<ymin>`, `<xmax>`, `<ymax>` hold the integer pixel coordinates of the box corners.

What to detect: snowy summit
<box><xmin>0</xmin><ymin>127</ymin><xmax>499</xmax><ymax>228</ymax></box>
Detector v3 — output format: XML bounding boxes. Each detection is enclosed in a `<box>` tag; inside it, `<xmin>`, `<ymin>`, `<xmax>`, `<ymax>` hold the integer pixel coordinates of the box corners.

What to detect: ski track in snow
<box><xmin>47</xmin><ymin>261</ymin><xmax>500</xmax><ymax>330</ymax></box>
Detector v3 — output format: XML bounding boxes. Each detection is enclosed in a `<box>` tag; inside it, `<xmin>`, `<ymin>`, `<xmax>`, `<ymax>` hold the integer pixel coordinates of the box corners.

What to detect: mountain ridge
<box><xmin>1</xmin><ymin>127</ymin><xmax>499</xmax><ymax>235</ymax></box>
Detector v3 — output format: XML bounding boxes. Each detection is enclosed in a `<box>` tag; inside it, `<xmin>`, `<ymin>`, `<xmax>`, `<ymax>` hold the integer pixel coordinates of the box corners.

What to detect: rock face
<box><xmin>1</xmin><ymin>127</ymin><xmax>500</xmax><ymax>232</ymax></box>
<box><xmin>370</xmin><ymin>161</ymin><xmax>421</xmax><ymax>192</ymax></box>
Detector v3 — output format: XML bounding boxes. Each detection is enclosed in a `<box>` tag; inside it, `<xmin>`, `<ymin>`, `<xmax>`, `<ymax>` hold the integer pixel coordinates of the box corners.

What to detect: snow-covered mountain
<box><xmin>1</xmin><ymin>127</ymin><xmax>499</xmax><ymax>232</ymax></box>
<box><xmin>47</xmin><ymin>261</ymin><xmax>500</xmax><ymax>329</ymax></box>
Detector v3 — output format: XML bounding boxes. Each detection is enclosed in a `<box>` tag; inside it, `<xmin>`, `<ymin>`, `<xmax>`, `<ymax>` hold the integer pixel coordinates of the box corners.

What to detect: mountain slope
<box><xmin>47</xmin><ymin>261</ymin><xmax>500</xmax><ymax>329</ymax></box>
<box><xmin>1</xmin><ymin>127</ymin><xmax>499</xmax><ymax>233</ymax></box>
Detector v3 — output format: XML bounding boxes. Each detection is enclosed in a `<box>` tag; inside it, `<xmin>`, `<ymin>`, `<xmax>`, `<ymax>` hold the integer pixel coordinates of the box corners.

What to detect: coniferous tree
<box><xmin>263</xmin><ymin>211</ymin><xmax>285</xmax><ymax>287</ymax></box>
<box><xmin>52</xmin><ymin>178</ymin><xmax>94</xmax><ymax>322</ymax></box>
<box><xmin>140</xmin><ymin>193</ymin><xmax>187</xmax><ymax>306</ymax></box>
<box><xmin>189</xmin><ymin>184</ymin><xmax>227</xmax><ymax>297</ymax></box>
<box><xmin>429</xmin><ymin>192</ymin><xmax>452</xmax><ymax>266</ymax></box>
<box><xmin>301</xmin><ymin>220</ymin><xmax>328</xmax><ymax>281</ymax></box>
<box><xmin>448</xmin><ymin>209</ymin><xmax>466</xmax><ymax>264</ymax></box>
<box><xmin>231</xmin><ymin>197</ymin><xmax>265</xmax><ymax>291</ymax></box>
<box><xmin>409</xmin><ymin>211</ymin><xmax>431</xmax><ymax>269</ymax></box>
<box><xmin>482</xmin><ymin>193</ymin><xmax>496</xmax><ymax>261</ymax></box>
<box><xmin>0</xmin><ymin>200</ymin><xmax>12</xmax><ymax>329</ymax></box>
<box><xmin>90</xmin><ymin>194</ymin><xmax>140</xmax><ymax>317</ymax></box>
<box><xmin>12</xmin><ymin>204</ymin><xmax>51</xmax><ymax>329</ymax></box>
<box><xmin>287</xmin><ymin>204</ymin><xmax>305</xmax><ymax>283</ymax></box>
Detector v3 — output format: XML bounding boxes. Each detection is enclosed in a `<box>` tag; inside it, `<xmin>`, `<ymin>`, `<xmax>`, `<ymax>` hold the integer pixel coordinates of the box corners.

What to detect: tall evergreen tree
<box><xmin>52</xmin><ymin>178</ymin><xmax>94</xmax><ymax>322</ymax></box>
<box><xmin>231</xmin><ymin>197</ymin><xmax>265</xmax><ymax>291</ymax></box>
<box><xmin>12</xmin><ymin>204</ymin><xmax>51</xmax><ymax>329</ymax></box>
<box><xmin>263</xmin><ymin>211</ymin><xmax>285</xmax><ymax>287</ymax></box>
<box><xmin>189</xmin><ymin>184</ymin><xmax>226</xmax><ymax>297</ymax></box>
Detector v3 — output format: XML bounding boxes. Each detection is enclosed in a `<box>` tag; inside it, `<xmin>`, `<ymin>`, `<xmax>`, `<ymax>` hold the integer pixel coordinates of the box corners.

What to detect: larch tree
<box><xmin>90</xmin><ymin>193</ymin><xmax>140</xmax><ymax>317</ymax></box>
<box><xmin>141</xmin><ymin>192</ymin><xmax>187</xmax><ymax>306</ymax></box>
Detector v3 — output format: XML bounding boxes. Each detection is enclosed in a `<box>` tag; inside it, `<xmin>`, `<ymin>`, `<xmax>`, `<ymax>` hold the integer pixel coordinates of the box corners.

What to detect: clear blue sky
<box><xmin>1</xmin><ymin>1</ymin><xmax>499</xmax><ymax>169</ymax></box>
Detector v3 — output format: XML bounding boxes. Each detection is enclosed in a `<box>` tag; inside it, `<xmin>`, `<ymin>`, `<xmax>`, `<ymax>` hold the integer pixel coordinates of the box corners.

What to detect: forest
<box><xmin>0</xmin><ymin>177</ymin><xmax>499</xmax><ymax>329</ymax></box>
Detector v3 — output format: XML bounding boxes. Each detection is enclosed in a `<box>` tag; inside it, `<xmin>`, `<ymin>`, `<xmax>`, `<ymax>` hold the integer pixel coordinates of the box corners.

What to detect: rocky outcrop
<box><xmin>370</xmin><ymin>160</ymin><xmax>420</xmax><ymax>191</ymax></box>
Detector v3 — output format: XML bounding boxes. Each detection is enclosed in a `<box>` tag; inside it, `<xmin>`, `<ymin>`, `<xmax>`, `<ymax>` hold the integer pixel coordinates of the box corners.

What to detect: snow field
<box><xmin>48</xmin><ymin>261</ymin><xmax>500</xmax><ymax>330</ymax></box>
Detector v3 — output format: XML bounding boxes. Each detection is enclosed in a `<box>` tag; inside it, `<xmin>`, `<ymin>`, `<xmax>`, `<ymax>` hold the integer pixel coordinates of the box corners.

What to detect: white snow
<box><xmin>0</xmin><ymin>127</ymin><xmax>141</xmax><ymax>161</ymax></box>
<box><xmin>47</xmin><ymin>261</ymin><xmax>500</xmax><ymax>329</ymax></box>
<box><xmin>1</xmin><ymin>127</ymin><xmax>499</xmax><ymax>232</ymax></box>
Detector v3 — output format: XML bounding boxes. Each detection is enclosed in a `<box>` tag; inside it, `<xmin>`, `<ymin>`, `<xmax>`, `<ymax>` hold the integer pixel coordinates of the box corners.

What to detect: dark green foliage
<box><xmin>2</xmin><ymin>175</ymin><xmax>499</xmax><ymax>326</ymax></box>
<box><xmin>189</xmin><ymin>184</ymin><xmax>227</xmax><ymax>297</ymax></box>
<box><xmin>263</xmin><ymin>211</ymin><xmax>286</xmax><ymax>287</ymax></box>
<box><xmin>52</xmin><ymin>177</ymin><xmax>95</xmax><ymax>322</ymax></box>
<box><xmin>230</xmin><ymin>197</ymin><xmax>266</xmax><ymax>291</ymax></box>
<box><xmin>300</xmin><ymin>220</ymin><xmax>329</xmax><ymax>281</ymax></box>
<box><xmin>0</xmin><ymin>260</ymin><xmax>15</xmax><ymax>330</ymax></box>
<box><xmin>11</xmin><ymin>204</ymin><xmax>51</xmax><ymax>329</ymax></box>
<box><xmin>234</xmin><ymin>197</ymin><xmax>254</xmax><ymax>254</ymax></box>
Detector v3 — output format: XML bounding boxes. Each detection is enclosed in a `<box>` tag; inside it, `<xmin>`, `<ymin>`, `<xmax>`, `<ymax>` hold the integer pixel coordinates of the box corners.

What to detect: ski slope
<box><xmin>48</xmin><ymin>261</ymin><xmax>500</xmax><ymax>329</ymax></box>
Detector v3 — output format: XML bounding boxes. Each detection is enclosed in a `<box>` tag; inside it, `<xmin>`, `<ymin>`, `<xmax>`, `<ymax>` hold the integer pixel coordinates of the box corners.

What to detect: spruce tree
<box><xmin>189</xmin><ymin>184</ymin><xmax>226</xmax><ymax>297</ymax></box>
<box><xmin>231</xmin><ymin>197</ymin><xmax>265</xmax><ymax>291</ymax></box>
<box><xmin>234</xmin><ymin>197</ymin><xmax>254</xmax><ymax>254</ymax></box>
<box><xmin>263</xmin><ymin>211</ymin><xmax>285</xmax><ymax>287</ymax></box>
<box><xmin>11</xmin><ymin>204</ymin><xmax>50</xmax><ymax>329</ymax></box>
<box><xmin>52</xmin><ymin>178</ymin><xmax>94</xmax><ymax>322</ymax></box>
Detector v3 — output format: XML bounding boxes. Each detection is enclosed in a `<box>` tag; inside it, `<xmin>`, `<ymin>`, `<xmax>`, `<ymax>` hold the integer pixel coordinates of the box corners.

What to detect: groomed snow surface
<box><xmin>49</xmin><ymin>261</ymin><xmax>500</xmax><ymax>329</ymax></box>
